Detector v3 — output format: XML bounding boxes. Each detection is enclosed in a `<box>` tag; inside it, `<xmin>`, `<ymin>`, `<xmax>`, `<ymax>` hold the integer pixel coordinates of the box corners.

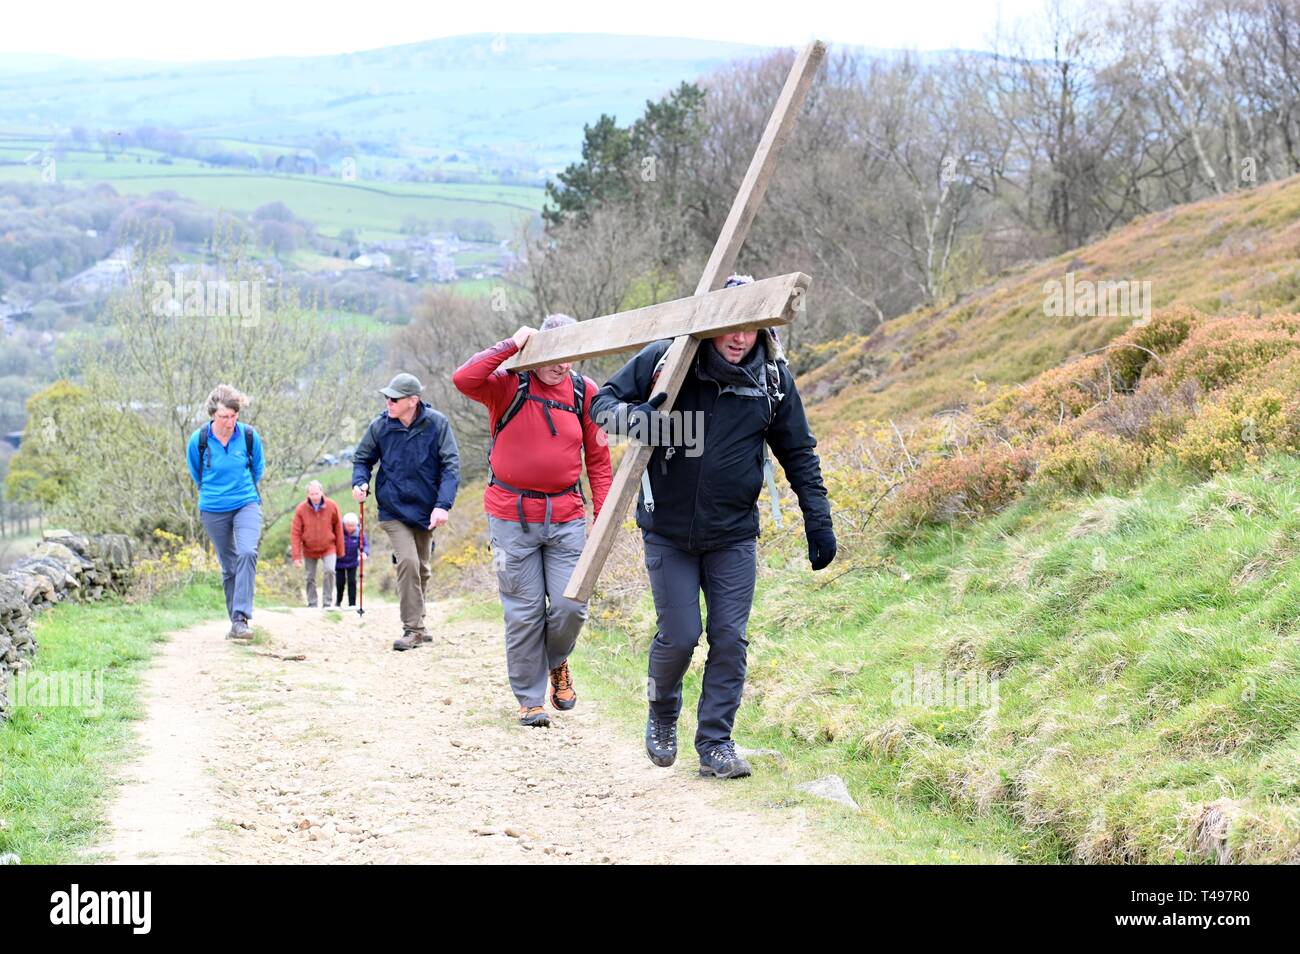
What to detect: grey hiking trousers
<box><xmin>489</xmin><ymin>516</ymin><xmax>589</xmax><ymax>708</ymax></box>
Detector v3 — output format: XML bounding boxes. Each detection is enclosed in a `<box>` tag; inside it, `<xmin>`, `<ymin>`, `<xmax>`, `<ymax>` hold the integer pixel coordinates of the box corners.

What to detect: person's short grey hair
<box><xmin>307</xmin><ymin>480</ymin><xmax>323</xmax><ymax>494</ymax></box>
<box><xmin>206</xmin><ymin>384</ymin><xmax>248</xmax><ymax>417</ymax></box>
<box><xmin>343</xmin><ymin>512</ymin><xmax>359</xmax><ymax>526</ymax></box>
<box><xmin>541</xmin><ymin>313</ymin><xmax>577</xmax><ymax>332</ymax></box>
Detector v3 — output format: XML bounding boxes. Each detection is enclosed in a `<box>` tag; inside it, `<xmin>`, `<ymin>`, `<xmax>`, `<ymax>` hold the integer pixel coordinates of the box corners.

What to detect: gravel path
<box><xmin>96</xmin><ymin>601</ymin><xmax>814</xmax><ymax>864</ymax></box>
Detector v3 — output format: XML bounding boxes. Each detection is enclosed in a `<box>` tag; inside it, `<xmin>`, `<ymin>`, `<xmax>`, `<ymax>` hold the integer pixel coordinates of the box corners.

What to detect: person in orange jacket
<box><xmin>290</xmin><ymin>480</ymin><xmax>345</xmax><ymax>608</ymax></box>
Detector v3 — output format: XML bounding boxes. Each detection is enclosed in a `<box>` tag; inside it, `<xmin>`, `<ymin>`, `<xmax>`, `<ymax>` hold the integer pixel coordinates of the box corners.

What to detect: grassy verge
<box><xmin>0</xmin><ymin>581</ymin><xmax>226</xmax><ymax>863</ymax></box>
<box><xmin>737</xmin><ymin>458</ymin><xmax>1300</xmax><ymax>863</ymax></box>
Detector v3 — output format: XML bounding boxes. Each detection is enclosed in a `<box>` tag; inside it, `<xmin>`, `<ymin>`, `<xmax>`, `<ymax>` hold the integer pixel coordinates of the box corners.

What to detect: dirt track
<box><xmin>95</xmin><ymin>601</ymin><xmax>814</xmax><ymax>864</ymax></box>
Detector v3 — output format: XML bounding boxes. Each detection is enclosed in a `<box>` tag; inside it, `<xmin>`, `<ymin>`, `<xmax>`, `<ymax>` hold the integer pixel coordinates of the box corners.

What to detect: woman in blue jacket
<box><xmin>186</xmin><ymin>384</ymin><xmax>265</xmax><ymax>640</ymax></box>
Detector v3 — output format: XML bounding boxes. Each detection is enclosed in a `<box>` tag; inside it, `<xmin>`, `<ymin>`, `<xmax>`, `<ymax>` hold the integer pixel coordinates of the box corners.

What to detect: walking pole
<box><xmin>357</xmin><ymin>497</ymin><xmax>366</xmax><ymax>619</ymax></box>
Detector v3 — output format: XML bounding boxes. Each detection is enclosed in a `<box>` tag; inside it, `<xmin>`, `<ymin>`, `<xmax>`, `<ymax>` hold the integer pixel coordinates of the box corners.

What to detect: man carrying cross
<box><xmin>591</xmin><ymin>275</ymin><xmax>835</xmax><ymax>778</ymax></box>
<box><xmin>498</xmin><ymin>38</ymin><xmax>830</xmax><ymax>767</ymax></box>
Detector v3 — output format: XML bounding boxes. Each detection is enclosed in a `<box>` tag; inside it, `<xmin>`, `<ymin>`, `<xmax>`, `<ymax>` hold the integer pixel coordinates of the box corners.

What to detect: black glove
<box><xmin>626</xmin><ymin>392</ymin><xmax>668</xmax><ymax>439</ymax></box>
<box><xmin>807</xmin><ymin>527</ymin><xmax>837</xmax><ymax>571</ymax></box>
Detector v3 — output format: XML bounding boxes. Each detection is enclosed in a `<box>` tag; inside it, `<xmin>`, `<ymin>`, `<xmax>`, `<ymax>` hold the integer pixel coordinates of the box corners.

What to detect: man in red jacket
<box><xmin>453</xmin><ymin>315</ymin><xmax>613</xmax><ymax>727</ymax></box>
<box><xmin>290</xmin><ymin>480</ymin><xmax>346</xmax><ymax>608</ymax></box>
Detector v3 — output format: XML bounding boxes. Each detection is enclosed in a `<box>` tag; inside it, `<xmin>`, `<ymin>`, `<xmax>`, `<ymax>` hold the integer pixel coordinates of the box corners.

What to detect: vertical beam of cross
<box><xmin>562</xmin><ymin>38</ymin><xmax>827</xmax><ymax>602</ymax></box>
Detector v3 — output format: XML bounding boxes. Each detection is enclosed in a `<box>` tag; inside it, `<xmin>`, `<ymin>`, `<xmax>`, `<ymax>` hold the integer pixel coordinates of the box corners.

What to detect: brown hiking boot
<box><xmin>518</xmin><ymin>705</ymin><xmax>550</xmax><ymax>728</ymax></box>
<box><xmin>392</xmin><ymin>630</ymin><xmax>421</xmax><ymax>652</ymax></box>
<box><xmin>549</xmin><ymin>661</ymin><xmax>577</xmax><ymax>711</ymax></box>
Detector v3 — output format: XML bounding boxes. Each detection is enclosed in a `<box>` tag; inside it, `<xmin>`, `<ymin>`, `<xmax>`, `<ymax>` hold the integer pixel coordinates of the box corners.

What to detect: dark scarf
<box><xmin>700</xmin><ymin>336</ymin><xmax>767</xmax><ymax>390</ymax></box>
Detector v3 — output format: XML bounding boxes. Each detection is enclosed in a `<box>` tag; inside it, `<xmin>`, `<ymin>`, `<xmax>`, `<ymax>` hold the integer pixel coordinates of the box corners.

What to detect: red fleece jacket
<box><xmin>291</xmin><ymin>497</ymin><xmax>346</xmax><ymax>559</ymax></box>
<box><xmin>452</xmin><ymin>339</ymin><xmax>612</xmax><ymax>524</ymax></box>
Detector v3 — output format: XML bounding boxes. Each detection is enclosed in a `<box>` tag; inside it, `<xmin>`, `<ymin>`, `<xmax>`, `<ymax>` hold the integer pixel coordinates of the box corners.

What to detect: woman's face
<box><xmin>212</xmin><ymin>405</ymin><xmax>238</xmax><ymax>437</ymax></box>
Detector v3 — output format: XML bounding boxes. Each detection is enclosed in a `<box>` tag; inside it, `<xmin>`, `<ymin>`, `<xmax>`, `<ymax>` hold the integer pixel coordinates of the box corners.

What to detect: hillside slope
<box><xmin>803</xmin><ymin>174</ymin><xmax>1300</xmax><ymax>430</ymax></box>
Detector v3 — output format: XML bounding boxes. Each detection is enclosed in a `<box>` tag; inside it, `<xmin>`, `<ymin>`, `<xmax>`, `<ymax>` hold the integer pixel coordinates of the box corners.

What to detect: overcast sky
<box><xmin>3</xmin><ymin>0</ymin><xmax>1050</xmax><ymax>62</ymax></box>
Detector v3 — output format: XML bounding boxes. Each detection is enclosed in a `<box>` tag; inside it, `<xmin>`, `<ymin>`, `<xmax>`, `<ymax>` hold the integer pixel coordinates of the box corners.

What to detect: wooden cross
<box><xmin>506</xmin><ymin>39</ymin><xmax>827</xmax><ymax>602</ymax></box>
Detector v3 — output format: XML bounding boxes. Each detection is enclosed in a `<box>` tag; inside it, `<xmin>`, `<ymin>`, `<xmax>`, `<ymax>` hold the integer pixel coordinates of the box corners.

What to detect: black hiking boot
<box><xmin>519</xmin><ymin>705</ymin><xmax>551</xmax><ymax>728</ymax></box>
<box><xmin>645</xmin><ymin>714</ymin><xmax>678</xmax><ymax>767</ymax></box>
<box><xmin>699</xmin><ymin>741</ymin><xmax>752</xmax><ymax>779</ymax></box>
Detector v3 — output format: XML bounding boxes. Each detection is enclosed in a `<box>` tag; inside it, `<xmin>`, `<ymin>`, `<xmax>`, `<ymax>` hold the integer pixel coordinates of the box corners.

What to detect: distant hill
<box><xmin>0</xmin><ymin>34</ymin><xmax>774</xmax><ymax>171</ymax></box>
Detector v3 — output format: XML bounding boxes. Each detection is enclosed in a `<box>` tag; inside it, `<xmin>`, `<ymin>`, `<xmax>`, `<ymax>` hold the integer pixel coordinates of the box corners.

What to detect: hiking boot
<box><xmin>392</xmin><ymin>630</ymin><xmax>421</xmax><ymax>652</ymax></box>
<box><xmin>645</xmin><ymin>714</ymin><xmax>678</xmax><ymax>767</ymax></box>
<box><xmin>229</xmin><ymin>617</ymin><xmax>253</xmax><ymax>642</ymax></box>
<box><xmin>519</xmin><ymin>705</ymin><xmax>550</xmax><ymax>728</ymax></box>
<box><xmin>549</xmin><ymin>661</ymin><xmax>577</xmax><ymax>711</ymax></box>
<box><xmin>699</xmin><ymin>741</ymin><xmax>752</xmax><ymax>779</ymax></box>
<box><xmin>416</xmin><ymin>631</ymin><xmax>432</xmax><ymax>644</ymax></box>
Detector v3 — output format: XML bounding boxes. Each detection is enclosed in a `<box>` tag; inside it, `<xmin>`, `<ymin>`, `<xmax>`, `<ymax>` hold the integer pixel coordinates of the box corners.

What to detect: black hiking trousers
<box><xmin>643</xmin><ymin>531</ymin><xmax>758</xmax><ymax>757</ymax></box>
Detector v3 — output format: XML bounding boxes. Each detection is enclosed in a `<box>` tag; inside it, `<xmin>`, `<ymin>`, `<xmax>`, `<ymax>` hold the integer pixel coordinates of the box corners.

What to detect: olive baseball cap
<box><xmin>379</xmin><ymin>373</ymin><xmax>424</xmax><ymax>399</ymax></box>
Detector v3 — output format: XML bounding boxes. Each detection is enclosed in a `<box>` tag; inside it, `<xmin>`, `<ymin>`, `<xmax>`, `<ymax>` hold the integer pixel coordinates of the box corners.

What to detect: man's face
<box><xmin>535</xmin><ymin>362</ymin><xmax>572</xmax><ymax>387</ymax></box>
<box><xmin>386</xmin><ymin>394</ymin><xmax>418</xmax><ymax>418</ymax></box>
<box><xmin>711</xmin><ymin>330</ymin><xmax>757</xmax><ymax>365</ymax></box>
<box><xmin>308</xmin><ymin>487</ymin><xmax>323</xmax><ymax>505</ymax></box>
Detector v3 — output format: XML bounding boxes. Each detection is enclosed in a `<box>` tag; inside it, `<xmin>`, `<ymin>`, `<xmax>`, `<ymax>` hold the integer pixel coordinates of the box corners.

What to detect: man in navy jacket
<box><xmin>591</xmin><ymin>276</ymin><xmax>835</xmax><ymax>779</ymax></box>
<box><xmin>352</xmin><ymin>373</ymin><xmax>460</xmax><ymax>651</ymax></box>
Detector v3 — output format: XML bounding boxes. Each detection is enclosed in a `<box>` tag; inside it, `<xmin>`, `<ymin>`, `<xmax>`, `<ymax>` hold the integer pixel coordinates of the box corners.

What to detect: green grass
<box><xmin>567</xmin><ymin>456</ymin><xmax>1300</xmax><ymax>863</ymax></box>
<box><xmin>0</xmin><ymin>581</ymin><xmax>227</xmax><ymax>864</ymax></box>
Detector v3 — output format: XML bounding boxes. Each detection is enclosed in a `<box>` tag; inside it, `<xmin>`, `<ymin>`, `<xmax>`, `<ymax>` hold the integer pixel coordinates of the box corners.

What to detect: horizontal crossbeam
<box><xmin>502</xmin><ymin>272</ymin><xmax>810</xmax><ymax>372</ymax></box>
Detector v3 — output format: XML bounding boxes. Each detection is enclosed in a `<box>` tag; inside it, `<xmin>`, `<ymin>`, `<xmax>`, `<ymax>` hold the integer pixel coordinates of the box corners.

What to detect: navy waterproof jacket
<box><xmin>351</xmin><ymin>403</ymin><xmax>460</xmax><ymax>527</ymax></box>
<box><xmin>591</xmin><ymin>339</ymin><xmax>831</xmax><ymax>553</ymax></box>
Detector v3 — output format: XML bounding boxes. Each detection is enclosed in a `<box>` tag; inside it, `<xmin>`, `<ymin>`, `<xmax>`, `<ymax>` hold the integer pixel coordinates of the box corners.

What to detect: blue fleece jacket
<box><xmin>186</xmin><ymin>422</ymin><xmax>265</xmax><ymax>513</ymax></box>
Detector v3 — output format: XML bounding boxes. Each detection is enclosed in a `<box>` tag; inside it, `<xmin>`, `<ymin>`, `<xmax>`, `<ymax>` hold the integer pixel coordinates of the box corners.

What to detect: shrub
<box><xmin>1163</xmin><ymin>314</ymin><xmax>1300</xmax><ymax>391</ymax></box>
<box><xmin>1105</xmin><ymin>305</ymin><xmax>1202</xmax><ymax>388</ymax></box>
<box><xmin>886</xmin><ymin>445</ymin><xmax>1036</xmax><ymax>533</ymax></box>
<box><xmin>1073</xmin><ymin>378</ymin><xmax>1200</xmax><ymax>448</ymax></box>
<box><xmin>1035</xmin><ymin>431</ymin><xmax>1148</xmax><ymax>494</ymax></box>
<box><xmin>1173</xmin><ymin>386</ymin><xmax>1300</xmax><ymax>475</ymax></box>
<box><xmin>976</xmin><ymin>355</ymin><xmax>1113</xmax><ymax>441</ymax></box>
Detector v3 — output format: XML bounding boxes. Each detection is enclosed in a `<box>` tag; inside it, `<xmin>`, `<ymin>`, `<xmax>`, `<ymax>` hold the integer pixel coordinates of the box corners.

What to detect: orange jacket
<box><xmin>291</xmin><ymin>496</ymin><xmax>345</xmax><ymax>559</ymax></box>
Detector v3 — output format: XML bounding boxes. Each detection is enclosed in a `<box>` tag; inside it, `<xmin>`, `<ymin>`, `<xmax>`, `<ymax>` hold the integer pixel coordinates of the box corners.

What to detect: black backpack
<box><xmin>491</xmin><ymin>370</ymin><xmax>586</xmax><ymax>445</ymax></box>
<box><xmin>197</xmin><ymin>422</ymin><xmax>257</xmax><ymax>491</ymax></box>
